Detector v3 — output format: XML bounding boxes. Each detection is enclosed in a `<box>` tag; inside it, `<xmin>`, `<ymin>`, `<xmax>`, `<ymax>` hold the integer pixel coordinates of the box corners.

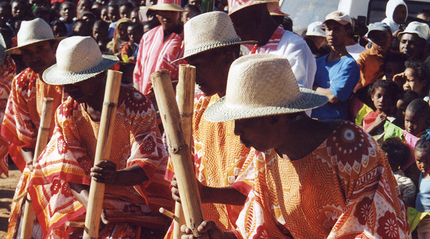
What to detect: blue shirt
<box><xmin>416</xmin><ymin>173</ymin><xmax>430</xmax><ymax>212</ymax></box>
<box><xmin>311</xmin><ymin>54</ymin><xmax>360</xmax><ymax>120</ymax></box>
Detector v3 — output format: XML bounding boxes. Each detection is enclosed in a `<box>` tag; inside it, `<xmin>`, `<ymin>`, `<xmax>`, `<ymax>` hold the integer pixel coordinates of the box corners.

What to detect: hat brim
<box><xmin>171</xmin><ymin>39</ymin><xmax>257</xmax><ymax>63</ymax></box>
<box><xmin>204</xmin><ymin>88</ymin><xmax>328</xmax><ymax>122</ymax></box>
<box><xmin>323</xmin><ymin>19</ymin><xmax>351</xmax><ymax>26</ymax></box>
<box><xmin>397</xmin><ymin>31</ymin><xmax>426</xmax><ymax>40</ymax></box>
<box><xmin>42</xmin><ymin>55</ymin><xmax>119</xmax><ymax>85</ymax></box>
<box><xmin>148</xmin><ymin>4</ymin><xmax>185</xmax><ymax>11</ymax></box>
<box><xmin>5</xmin><ymin>37</ymin><xmax>66</xmax><ymax>55</ymax></box>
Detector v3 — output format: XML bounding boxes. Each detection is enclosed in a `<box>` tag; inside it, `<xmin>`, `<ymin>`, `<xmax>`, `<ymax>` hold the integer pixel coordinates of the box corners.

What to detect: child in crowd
<box><xmin>33</xmin><ymin>7</ymin><xmax>51</xmax><ymax>24</ymax></box>
<box><xmin>59</xmin><ymin>1</ymin><xmax>76</xmax><ymax>36</ymax></box>
<box><xmin>382</xmin><ymin>137</ymin><xmax>416</xmax><ymax>207</ymax></box>
<box><xmin>356</xmin><ymin>22</ymin><xmax>392</xmax><ymax>91</ymax></box>
<box><xmin>363</xmin><ymin>79</ymin><xmax>402</xmax><ymax>140</ymax></box>
<box><xmin>107</xmin><ymin>18</ymin><xmax>131</xmax><ymax>56</ymax></box>
<box><xmin>51</xmin><ymin>20</ymin><xmax>68</xmax><ymax>38</ymax></box>
<box><xmin>92</xmin><ymin>19</ymin><xmax>109</xmax><ymax>41</ymax></box>
<box><xmin>415</xmin><ymin>135</ymin><xmax>430</xmax><ymax>238</ymax></box>
<box><xmin>382</xmin><ymin>0</ymin><xmax>407</xmax><ymax>45</ymax></box>
<box><xmin>384</xmin><ymin>51</ymin><xmax>407</xmax><ymax>84</ymax></box>
<box><xmin>71</xmin><ymin>19</ymin><xmax>92</xmax><ymax>36</ymax></box>
<box><xmin>120</xmin><ymin>22</ymin><xmax>143</xmax><ymax>62</ymax></box>
<box><xmin>405</xmin><ymin>99</ymin><xmax>430</xmax><ymax>137</ymax></box>
<box><xmin>397</xmin><ymin>90</ymin><xmax>420</xmax><ymax>128</ymax></box>
<box><xmin>181</xmin><ymin>4</ymin><xmax>200</xmax><ymax>24</ymax></box>
<box><xmin>98</xmin><ymin>37</ymin><xmax>111</xmax><ymax>54</ymax></box>
<box><xmin>107</xmin><ymin>1</ymin><xmax>120</xmax><ymax>37</ymax></box>
<box><xmin>100</xmin><ymin>6</ymin><xmax>110</xmax><ymax>23</ymax></box>
<box><xmin>130</xmin><ymin>7</ymin><xmax>139</xmax><ymax>23</ymax></box>
<box><xmin>394</xmin><ymin>60</ymin><xmax>429</xmax><ymax>98</ymax></box>
<box><xmin>0</xmin><ymin>2</ymin><xmax>14</xmax><ymax>47</ymax></box>
<box><xmin>119</xmin><ymin>1</ymin><xmax>133</xmax><ymax>19</ymax></box>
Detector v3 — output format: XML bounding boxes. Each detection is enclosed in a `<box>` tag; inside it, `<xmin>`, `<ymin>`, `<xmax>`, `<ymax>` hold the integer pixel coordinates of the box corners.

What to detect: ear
<box><xmin>222</xmin><ymin>51</ymin><xmax>236</xmax><ymax>66</ymax></box>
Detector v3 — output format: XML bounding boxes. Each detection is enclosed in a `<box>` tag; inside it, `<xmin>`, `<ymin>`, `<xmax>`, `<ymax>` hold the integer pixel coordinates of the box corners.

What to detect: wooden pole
<box><xmin>83</xmin><ymin>70</ymin><xmax>122</xmax><ymax>239</ymax></box>
<box><xmin>173</xmin><ymin>65</ymin><xmax>195</xmax><ymax>239</ymax></box>
<box><xmin>20</xmin><ymin>97</ymin><xmax>54</xmax><ymax>239</ymax></box>
<box><xmin>151</xmin><ymin>70</ymin><xmax>208</xmax><ymax>238</ymax></box>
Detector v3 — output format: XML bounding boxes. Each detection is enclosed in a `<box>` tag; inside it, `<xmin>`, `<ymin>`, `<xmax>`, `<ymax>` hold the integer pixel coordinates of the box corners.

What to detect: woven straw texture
<box><xmin>6</xmin><ymin>18</ymin><xmax>61</xmax><ymax>55</ymax></box>
<box><xmin>204</xmin><ymin>54</ymin><xmax>328</xmax><ymax>122</ymax></box>
<box><xmin>148</xmin><ymin>0</ymin><xmax>184</xmax><ymax>11</ymax></box>
<box><xmin>174</xmin><ymin>11</ymin><xmax>256</xmax><ymax>62</ymax></box>
<box><xmin>43</xmin><ymin>36</ymin><xmax>118</xmax><ymax>85</ymax></box>
<box><xmin>228</xmin><ymin>0</ymin><xmax>278</xmax><ymax>15</ymax></box>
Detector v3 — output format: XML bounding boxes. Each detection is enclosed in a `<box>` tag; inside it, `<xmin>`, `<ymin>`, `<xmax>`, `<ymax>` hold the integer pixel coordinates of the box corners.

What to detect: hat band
<box><xmin>184</xmin><ymin>38</ymin><xmax>247</xmax><ymax>57</ymax></box>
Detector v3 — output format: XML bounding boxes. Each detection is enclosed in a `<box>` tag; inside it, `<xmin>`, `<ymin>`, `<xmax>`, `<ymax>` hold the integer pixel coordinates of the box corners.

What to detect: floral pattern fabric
<box><xmin>232</xmin><ymin>121</ymin><xmax>410</xmax><ymax>239</ymax></box>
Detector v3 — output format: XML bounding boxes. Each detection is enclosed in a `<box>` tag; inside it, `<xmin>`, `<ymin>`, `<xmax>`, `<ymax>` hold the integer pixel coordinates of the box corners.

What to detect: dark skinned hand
<box><xmin>90</xmin><ymin>160</ymin><xmax>117</xmax><ymax>185</ymax></box>
<box><xmin>181</xmin><ymin>221</ymin><xmax>225</xmax><ymax>239</ymax></box>
<box><xmin>171</xmin><ymin>174</ymin><xmax>205</xmax><ymax>203</ymax></box>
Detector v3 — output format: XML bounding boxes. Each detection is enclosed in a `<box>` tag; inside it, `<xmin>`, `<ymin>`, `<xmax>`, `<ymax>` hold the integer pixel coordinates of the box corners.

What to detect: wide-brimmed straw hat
<box><xmin>398</xmin><ymin>21</ymin><xmax>430</xmax><ymax>41</ymax></box>
<box><xmin>6</xmin><ymin>18</ymin><xmax>62</xmax><ymax>55</ymax></box>
<box><xmin>172</xmin><ymin>11</ymin><xmax>256</xmax><ymax>63</ymax></box>
<box><xmin>204</xmin><ymin>54</ymin><xmax>328</xmax><ymax>122</ymax></box>
<box><xmin>148</xmin><ymin>0</ymin><xmax>185</xmax><ymax>12</ymax></box>
<box><xmin>43</xmin><ymin>36</ymin><xmax>119</xmax><ymax>85</ymax></box>
<box><xmin>228</xmin><ymin>0</ymin><xmax>279</xmax><ymax>16</ymax></box>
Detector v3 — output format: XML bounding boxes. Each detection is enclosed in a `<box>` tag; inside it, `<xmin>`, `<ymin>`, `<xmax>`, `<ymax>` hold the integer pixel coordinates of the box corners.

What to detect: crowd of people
<box><xmin>2</xmin><ymin>0</ymin><xmax>430</xmax><ymax>237</ymax></box>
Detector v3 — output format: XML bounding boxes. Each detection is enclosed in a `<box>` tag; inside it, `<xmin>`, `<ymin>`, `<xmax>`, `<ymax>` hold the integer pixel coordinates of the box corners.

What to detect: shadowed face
<box><xmin>156</xmin><ymin>10</ymin><xmax>181</xmax><ymax>32</ymax></box>
<box><xmin>20</xmin><ymin>41</ymin><xmax>56</xmax><ymax>75</ymax></box>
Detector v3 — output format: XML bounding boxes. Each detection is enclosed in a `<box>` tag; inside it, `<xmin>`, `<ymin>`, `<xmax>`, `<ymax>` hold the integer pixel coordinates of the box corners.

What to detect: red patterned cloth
<box><xmin>0</xmin><ymin>55</ymin><xmax>16</xmax><ymax>177</ymax></box>
<box><xmin>133</xmin><ymin>25</ymin><xmax>183</xmax><ymax>95</ymax></box>
<box><xmin>164</xmin><ymin>94</ymin><xmax>252</xmax><ymax>238</ymax></box>
<box><xmin>1</xmin><ymin>67</ymin><xmax>67</xmax><ymax>172</ymax></box>
<box><xmin>231</xmin><ymin>121</ymin><xmax>410</xmax><ymax>238</ymax></box>
<box><xmin>27</xmin><ymin>86</ymin><xmax>173</xmax><ymax>238</ymax></box>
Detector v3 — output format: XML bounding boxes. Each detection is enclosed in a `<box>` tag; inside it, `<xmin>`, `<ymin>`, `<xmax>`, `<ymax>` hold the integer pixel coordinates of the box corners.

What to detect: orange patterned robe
<box><xmin>231</xmin><ymin>121</ymin><xmax>410</xmax><ymax>239</ymax></box>
<box><xmin>0</xmin><ymin>55</ymin><xmax>16</xmax><ymax>176</ymax></box>
<box><xmin>5</xmin><ymin>68</ymin><xmax>67</xmax><ymax>239</ymax></box>
<box><xmin>165</xmin><ymin>94</ymin><xmax>252</xmax><ymax>236</ymax></box>
<box><xmin>27</xmin><ymin>86</ymin><xmax>173</xmax><ymax>238</ymax></box>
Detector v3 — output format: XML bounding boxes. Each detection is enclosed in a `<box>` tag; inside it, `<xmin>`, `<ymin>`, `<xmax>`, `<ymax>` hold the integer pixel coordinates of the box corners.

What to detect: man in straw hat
<box><xmin>0</xmin><ymin>32</ymin><xmax>16</xmax><ymax>177</ymax></box>
<box><xmin>133</xmin><ymin>0</ymin><xmax>184</xmax><ymax>97</ymax></box>
<box><xmin>26</xmin><ymin>36</ymin><xmax>173</xmax><ymax>238</ymax></box>
<box><xmin>165</xmin><ymin>11</ymin><xmax>256</xmax><ymax>237</ymax></box>
<box><xmin>311</xmin><ymin>11</ymin><xmax>360</xmax><ymax>120</ymax></box>
<box><xmin>228</xmin><ymin>0</ymin><xmax>316</xmax><ymax>90</ymax></box>
<box><xmin>180</xmin><ymin>53</ymin><xmax>410</xmax><ymax>238</ymax></box>
<box><xmin>4</xmin><ymin>18</ymin><xmax>67</xmax><ymax>239</ymax></box>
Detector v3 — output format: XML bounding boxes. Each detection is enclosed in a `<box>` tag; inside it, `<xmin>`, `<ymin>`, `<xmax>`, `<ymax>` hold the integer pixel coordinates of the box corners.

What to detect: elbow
<box><xmin>328</xmin><ymin>96</ymin><xmax>339</xmax><ymax>104</ymax></box>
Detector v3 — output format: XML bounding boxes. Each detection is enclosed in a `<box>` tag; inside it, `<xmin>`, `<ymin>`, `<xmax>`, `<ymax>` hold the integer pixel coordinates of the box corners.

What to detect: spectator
<box><xmin>384</xmin><ymin>51</ymin><xmax>407</xmax><ymax>82</ymax></box>
<box><xmin>304</xmin><ymin>21</ymin><xmax>329</xmax><ymax>58</ymax></box>
<box><xmin>414</xmin><ymin>135</ymin><xmax>430</xmax><ymax>238</ymax></box>
<box><xmin>396</xmin><ymin>90</ymin><xmax>420</xmax><ymax>128</ymax></box>
<box><xmin>59</xmin><ymin>1</ymin><xmax>76</xmax><ymax>36</ymax></box>
<box><xmin>405</xmin><ymin>99</ymin><xmax>430</xmax><ymax>137</ymax></box>
<box><xmin>120</xmin><ymin>22</ymin><xmax>142</xmax><ymax>62</ymax></box>
<box><xmin>0</xmin><ymin>2</ymin><xmax>14</xmax><ymax>46</ymax></box>
<box><xmin>107</xmin><ymin>18</ymin><xmax>131</xmax><ymax>56</ymax></box>
<box><xmin>92</xmin><ymin>19</ymin><xmax>109</xmax><ymax>41</ymax></box>
<box><xmin>417</xmin><ymin>9</ymin><xmax>430</xmax><ymax>21</ymax></box>
<box><xmin>312</xmin><ymin>11</ymin><xmax>360</xmax><ymax>120</ymax></box>
<box><xmin>130</xmin><ymin>7</ymin><xmax>139</xmax><ymax>23</ymax></box>
<box><xmin>119</xmin><ymin>1</ymin><xmax>134</xmax><ymax>19</ymax></box>
<box><xmin>394</xmin><ymin>60</ymin><xmax>429</xmax><ymax>98</ymax></box>
<box><xmin>382</xmin><ymin>0</ymin><xmax>407</xmax><ymax>37</ymax></box>
<box><xmin>107</xmin><ymin>1</ymin><xmax>120</xmax><ymax>37</ymax></box>
<box><xmin>345</xmin><ymin>19</ymin><xmax>366</xmax><ymax>61</ymax></box>
<box><xmin>72</xmin><ymin>18</ymin><xmax>92</xmax><ymax>36</ymax></box>
<box><xmin>181</xmin><ymin>4</ymin><xmax>200</xmax><ymax>24</ymax></box>
<box><xmin>33</xmin><ymin>7</ymin><xmax>52</xmax><ymax>24</ymax></box>
<box><xmin>100</xmin><ymin>5</ymin><xmax>110</xmax><ymax>23</ymax></box>
<box><xmin>399</xmin><ymin>21</ymin><xmax>430</xmax><ymax>62</ymax></box>
<box><xmin>51</xmin><ymin>19</ymin><xmax>68</xmax><ymax>37</ymax></box>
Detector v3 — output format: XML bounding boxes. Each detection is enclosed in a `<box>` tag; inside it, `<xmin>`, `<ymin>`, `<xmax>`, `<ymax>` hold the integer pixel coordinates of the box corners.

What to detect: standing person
<box><xmin>228</xmin><ymin>0</ymin><xmax>316</xmax><ymax>90</ymax></box>
<box><xmin>3</xmin><ymin>18</ymin><xmax>67</xmax><ymax>239</ymax></box>
<box><xmin>180</xmin><ymin>53</ymin><xmax>410</xmax><ymax>238</ymax></box>
<box><xmin>59</xmin><ymin>1</ymin><xmax>76</xmax><ymax>36</ymax></box>
<box><xmin>164</xmin><ymin>11</ymin><xmax>255</xmax><ymax>238</ymax></box>
<box><xmin>311</xmin><ymin>11</ymin><xmax>360</xmax><ymax>120</ymax></box>
<box><xmin>133</xmin><ymin>0</ymin><xmax>184</xmax><ymax>97</ymax></box>
<box><xmin>414</xmin><ymin>135</ymin><xmax>430</xmax><ymax>238</ymax></box>
<box><xmin>27</xmin><ymin>36</ymin><xmax>173</xmax><ymax>238</ymax></box>
<box><xmin>304</xmin><ymin>21</ymin><xmax>329</xmax><ymax>58</ymax></box>
<box><xmin>0</xmin><ymin>33</ymin><xmax>16</xmax><ymax>177</ymax></box>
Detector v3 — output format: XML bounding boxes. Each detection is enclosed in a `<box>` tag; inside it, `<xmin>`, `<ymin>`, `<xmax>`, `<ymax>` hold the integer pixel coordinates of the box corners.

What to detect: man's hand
<box><xmin>171</xmin><ymin>174</ymin><xmax>204</xmax><ymax>203</ymax></box>
<box><xmin>90</xmin><ymin>160</ymin><xmax>117</xmax><ymax>185</ymax></box>
<box><xmin>181</xmin><ymin>221</ymin><xmax>227</xmax><ymax>239</ymax></box>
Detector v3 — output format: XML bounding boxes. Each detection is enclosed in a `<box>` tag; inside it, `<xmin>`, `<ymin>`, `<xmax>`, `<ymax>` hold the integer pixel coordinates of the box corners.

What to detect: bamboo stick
<box><xmin>151</xmin><ymin>70</ymin><xmax>207</xmax><ymax>238</ymax></box>
<box><xmin>20</xmin><ymin>97</ymin><xmax>54</xmax><ymax>239</ymax></box>
<box><xmin>173</xmin><ymin>65</ymin><xmax>196</xmax><ymax>239</ymax></box>
<box><xmin>159</xmin><ymin>207</ymin><xmax>176</xmax><ymax>220</ymax></box>
<box><xmin>83</xmin><ymin>70</ymin><xmax>122</xmax><ymax>239</ymax></box>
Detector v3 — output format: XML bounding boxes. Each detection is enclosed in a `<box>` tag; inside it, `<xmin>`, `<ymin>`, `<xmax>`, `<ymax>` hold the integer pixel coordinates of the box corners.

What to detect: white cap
<box><xmin>306</xmin><ymin>21</ymin><xmax>325</xmax><ymax>37</ymax></box>
<box><xmin>398</xmin><ymin>21</ymin><xmax>430</xmax><ymax>41</ymax></box>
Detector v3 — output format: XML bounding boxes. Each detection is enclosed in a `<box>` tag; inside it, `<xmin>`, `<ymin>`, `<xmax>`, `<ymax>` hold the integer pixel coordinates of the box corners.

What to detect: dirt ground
<box><xmin>0</xmin><ymin>162</ymin><xmax>21</xmax><ymax>238</ymax></box>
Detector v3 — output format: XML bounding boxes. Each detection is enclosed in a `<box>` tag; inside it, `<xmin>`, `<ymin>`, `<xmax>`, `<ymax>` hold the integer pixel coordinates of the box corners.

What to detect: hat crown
<box><xmin>225</xmin><ymin>54</ymin><xmax>300</xmax><ymax>108</ymax></box>
<box><xmin>17</xmin><ymin>18</ymin><xmax>54</xmax><ymax>47</ymax></box>
<box><xmin>56</xmin><ymin>36</ymin><xmax>103</xmax><ymax>74</ymax></box>
<box><xmin>404</xmin><ymin>21</ymin><xmax>430</xmax><ymax>40</ymax></box>
<box><xmin>324</xmin><ymin>11</ymin><xmax>352</xmax><ymax>25</ymax></box>
<box><xmin>157</xmin><ymin>0</ymin><xmax>181</xmax><ymax>5</ymax></box>
<box><xmin>228</xmin><ymin>0</ymin><xmax>279</xmax><ymax>15</ymax></box>
<box><xmin>183</xmin><ymin>12</ymin><xmax>240</xmax><ymax>55</ymax></box>
<box><xmin>306</xmin><ymin>21</ymin><xmax>325</xmax><ymax>37</ymax></box>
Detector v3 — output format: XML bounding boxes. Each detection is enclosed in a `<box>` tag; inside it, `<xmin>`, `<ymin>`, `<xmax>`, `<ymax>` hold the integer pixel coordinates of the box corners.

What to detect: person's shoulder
<box><xmin>342</xmin><ymin>54</ymin><xmax>359</xmax><ymax>68</ymax></box>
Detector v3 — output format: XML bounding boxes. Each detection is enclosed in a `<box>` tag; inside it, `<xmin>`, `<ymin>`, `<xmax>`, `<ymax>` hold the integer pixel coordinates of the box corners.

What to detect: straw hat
<box><xmin>204</xmin><ymin>54</ymin><xmax>328</xmax><ymax>122</ymax></box>
<box><xmin>173</xmin><ymin>11</ymin><xmax>256</xmax><ymax>63</ymax></box>
<box><xmin>398</xmin><ymin>21</ymin><xmax>430</xmax><ymax>41</ymax></box>
<box><xmin>6</xmin><ymin>18</ymin><xmax>62</xmax><ymax>55</ymax></box>
<box><xmin>148</xmin><ymin>0</ymin><xmax>185</xmax><ymax>12</ymax></box>
<box><xmin>228</xmin><ymin>0</ymin><xmax>279</xmax><ymax>16</ymax></box>
<box><xmin>43</xmin><ymin>36</ymin><xmax>119</xmax><ymax>85</ymax></box>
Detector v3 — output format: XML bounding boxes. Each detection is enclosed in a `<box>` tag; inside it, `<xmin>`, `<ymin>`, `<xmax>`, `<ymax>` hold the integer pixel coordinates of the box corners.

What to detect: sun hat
<box><xmin>148</xmin><ymin>0</ymin><xmax>185</xmax><ymax>12</ymax></box>
<box><xmin>323</xmin><ymin>11</ymin><xmax>352</xmax><ymax>26</ymax></box>
<box><xmin>6</xmin><ymin>18</ymin><xmax>62</xmax><ymax>55</ymax></box>
<box><xmin>42</xmin><ymin>36</ymin><xmax>119</xmax><ymax>85</ymax></box>
<box><xmin>270</xmin><ymin>7</ymin><xmax>289</xmax><ymax>16</ymax></box>
<box><xmin>172</xmin><ymin>11</ymin><xmax>257</xmax><ymax>63</ymax></box>
<box><xmin>306</xmin><ymin>21</ymin><xmax>325</xmax><ymax>37</ymax></box>
<box><xmin>367</xmin><ymin>22</ymin><xmax>392</xmax><ymax>37</ymax></box>
<box><xmin>228</xmin><ymin>0</ymin><xmax>279</xmax><ymax>16</ymax></box>
<box><xmin>204</xmin><ymin>54</ymin><xmax>328</xmax><ymax>122</ymax></box>
<box><xmin>398</xmin><ymin>21</ymin><xmax>430</xmax><ymax>41</ymax></box>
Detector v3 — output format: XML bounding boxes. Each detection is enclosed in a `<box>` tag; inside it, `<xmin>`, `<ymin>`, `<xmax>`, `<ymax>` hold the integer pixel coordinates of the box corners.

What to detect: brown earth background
<box><xmin>0</xmin><ymin>162</ymin><xmax>21</xmax><ymax>238</ymax></box>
